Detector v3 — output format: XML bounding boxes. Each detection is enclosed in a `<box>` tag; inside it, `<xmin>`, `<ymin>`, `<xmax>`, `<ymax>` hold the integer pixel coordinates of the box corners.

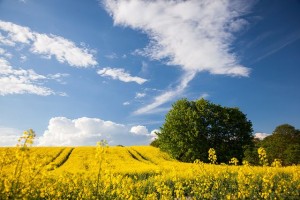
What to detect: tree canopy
<box><xmin>156</xmin><ymin>98</ymin><xmax>253</xmax><ymax>163</ymax></box>
<box><xmin>260</xmin><ymin>124</ymin><xmax>300</xmax><ymax>165</ymax></box>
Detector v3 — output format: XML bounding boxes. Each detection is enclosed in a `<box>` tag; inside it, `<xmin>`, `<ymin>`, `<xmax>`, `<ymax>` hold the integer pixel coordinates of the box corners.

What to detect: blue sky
<box><xmin>0</xmin><ymin>0</ymin><xmax>299</xmax><ymax>146</ymax></box>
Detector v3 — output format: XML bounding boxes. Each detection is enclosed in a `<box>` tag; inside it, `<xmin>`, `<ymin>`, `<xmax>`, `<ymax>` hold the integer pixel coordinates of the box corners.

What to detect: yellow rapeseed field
<box><xmin>0</xmin><ymin>130</ymin><xmax>299</xmax><ymax>199</ymax></box>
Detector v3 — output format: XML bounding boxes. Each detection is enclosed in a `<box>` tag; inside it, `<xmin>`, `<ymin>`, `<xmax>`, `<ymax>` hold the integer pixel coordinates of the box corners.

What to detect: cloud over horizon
<box><xmin>103</xmin><ymin>0</ymin><xmax>253</xmax><ymax>114</ymax></box>
<box><xmin>0</xmin><ymin>126</ymin><xmax>22</xmax><ymax>146</ymax></box>
<box><xmin>254</xmin><ymin>132</ymin><xmax>271</xmax><ymax>140</ymax></box>
<box><xmin>37</xmin><ymin>117</ymin><xmax>156</xmax><ymax>146</ymax></box>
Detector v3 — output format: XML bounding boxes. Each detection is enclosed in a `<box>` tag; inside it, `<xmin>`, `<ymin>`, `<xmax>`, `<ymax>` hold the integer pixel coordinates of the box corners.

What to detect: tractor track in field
<box><xmin>127</xmin><ymin>148</ymin><xmax>156</xmax><ymax>165</ymax></box>
<box><xmin>46</xmin><ymin>147</ymin><xmax>74</xmax><ymax>170</ymax></box>
<box><xmin>44</xmin><ymin>148</ymin><xmax>65</xmax><ymax>166</ymax></box>
<box><xmin>131</xmin><ymin>149</ymin><xmax>157</xmax><ymax>165</ymax></box>
<box><xmin>56</xmin><ymin>148</ymin><xmax>74</xmax><ymax>168</ymax></box>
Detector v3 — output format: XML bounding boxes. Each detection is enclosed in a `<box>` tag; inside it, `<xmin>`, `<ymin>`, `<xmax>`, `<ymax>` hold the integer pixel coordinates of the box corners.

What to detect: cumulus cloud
<box><xmin>0</xmin><ymin>33</ymin><xmax>15</xmax><ymax>46</ymax></box>
<box><xmin>130</xmin><ymin>125</ymin><xmax>149</xmax><ymax>135</ymax></box>
<box><xmin>0</xmin><ymin>20</ymin><xmax>97</xmax><ymax>67</ymax></box>
<box><xmin>103</xmin><ymin>0</ymin><xmax>252</xmax><ymax>114</ymax></box>
<box><xmin>130</xmin><ymin>125</ymin><xmax>158</xmax><ymax>141</ymax></box>
<box><xmin>0</xmin><ymin>48</ymin><xmax>12</xmax><ymax>59</ymax></box>
<box><xmin>97</xmin><ymin>67</ymin><xmax>147</xmax><ymax>84</ymax></box>
<box><xmin>37</xmin><ymin>117</ymin><xmax>157</xmax><ymax>146</ymax></box>
<box><xmin>150</xmin><ymin>129</ymin><xmax>159</xmax><ymax>141</ymax></box>
<box><xmin>254</xmin><ymin>132</ymin><xmax>271</xmax><ymax>140</ymax></box>
<box><xmin>0</xmin><ymin>57</ymin><xmax>66</xmax><ymax>96</ymax></box>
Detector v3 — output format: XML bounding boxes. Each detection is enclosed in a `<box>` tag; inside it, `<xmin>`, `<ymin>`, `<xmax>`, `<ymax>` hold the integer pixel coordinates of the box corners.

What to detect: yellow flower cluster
<box><xmin>0</xmin><ymin>131</ymin><xmax>299</xmax><ymax>199</ymax></box>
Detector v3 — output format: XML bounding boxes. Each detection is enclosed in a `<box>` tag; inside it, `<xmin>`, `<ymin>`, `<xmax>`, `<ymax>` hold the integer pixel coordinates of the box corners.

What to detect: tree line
<box><xmin>244</xmin><ymin>124</ymin><xmax>300</xmax><ymax>165</ymax></box>
<box><xmin>151</xmin><ymin>98</ymin><xmax>299</xmax><ymax>166</ymax></box>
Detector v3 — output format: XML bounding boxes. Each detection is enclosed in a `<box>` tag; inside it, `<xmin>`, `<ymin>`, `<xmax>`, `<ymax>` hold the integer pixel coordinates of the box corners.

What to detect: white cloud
<box><xmin>0</xmin><ymin>21</ymin><xmax>33</xmax><ymax>44</ymax></box>
<box><xmin>0</xmin><ymin>48</ymin><xmax>13</xmax><ymax>59</ymax></box>
<box><xmin>97</xmin><ymin>67</ymin><xmax>147</xmax><ymax>84</ymax></box>
<box><xmin>37</xmin><ymin>117</ymin><xmax>158</xmax><ymax>146</ymax></box>
<box><xmin>105</xmin><ymin>52</ymin><xmax>118</xmax><ymax>59</ymax></box>
<box><xmin>20</xmin><ymin>55</ymin><xmax>27</xmax><ymax>62</ymax></box>
<box><xmin>0</xmin><ymin>20</ymin><xmax>97</xmax><ymax>67</ymax></box>
<box><xmin>0</xmin><ymin>57</ymin><xmax>66</xmax><ymax>96</ymax></box>
<box><xmin>150</xmin><ymin>129</ymin><xmax>159</xmax><ymax>141</ymax></box>
<box><xmin>135</xmin><ymin>92</ymin><xmax>146</xmax><ymax>99</ymax></box>
<box><xmin>0</xmin><ymin>33</ymin><xmax>15</xmax><ymax>46</ymax></box>
<box><xmin>31</xmin><ymin>34</ymin><xmax>97</xmax><ymax>67</ymax></box>
<box><xmin>134</xmin><ymin>71</ymin><xmax>195</xmax><ymax>115</ymax></box>
<box><xmin>130</xmin><ymin>125</ymin><xmax>149</xmax><ymax>135</ymax></box>
<box><xmin>0</xmin><ymin>126</ymin><xmax>22</xmax><ymax>146</ymax></box>
<box><xmin>38</xmin><ymin>117</ymin><xmax>124</xmax><ymax>146</ymax></box>
<box><xmin>123</xmin><ymin>101</ymin><xmax>130</xmax><ymax>106</ymax></box>
<box><xmin>130</xmin><ymin>125</ymin><xmax>158</xmax><ymax>141</ymax></box>
<box><xmin>254</xmin><ymin>132</ymin><xmax>271</xmax><ymax>140</ymax></box>
<box><xmin>48</xmin><ymin>73</ymin><xmax>69</xmax><ymax>84</ymax></box>
<box><xmin>103</xmin><ymin>0</ymin><xmax>251</xmax><ymax>76</ymax></box>
<box><xmin>103</xmin><ymin>0</ymin><xmax>252</xmax><ymax>114</ymax></box>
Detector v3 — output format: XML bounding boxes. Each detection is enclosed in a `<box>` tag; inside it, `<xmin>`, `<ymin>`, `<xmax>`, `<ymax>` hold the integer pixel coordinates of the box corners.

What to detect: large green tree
<box><xmin>260</xmin><ymin>124</ymin><xmax>300</xmax><ymax>165</ymax></box>
<box><xmin>157</xmin><ymin>98</ymin><xmax>253</xmax><ymax>163</ymax></box>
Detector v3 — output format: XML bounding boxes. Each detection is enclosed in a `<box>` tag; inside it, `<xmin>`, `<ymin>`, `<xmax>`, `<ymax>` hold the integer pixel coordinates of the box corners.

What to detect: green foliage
<box><xmin>157</xmin><ymin>98</ymin><xmax>253</xmax><ymax>163</ymax></box>
<box><xmin>150</xmin><ymin>139</ymin><xmax>160</xmax><ymax>148</ymax></box>
<box><xmin>242</xmin><ymin>139</ymin><xmax>260</xmax><ymax>165</ymax></box>
<box><xmin>260</xmin><ymin>124</ymin><xmax>300</xmax><ymax>165</ymax></box>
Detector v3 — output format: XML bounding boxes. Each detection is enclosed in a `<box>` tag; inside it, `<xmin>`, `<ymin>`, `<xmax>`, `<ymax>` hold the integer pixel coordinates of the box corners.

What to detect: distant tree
<box><xmin>273</xmin><ymin>124</ymin><xmax>299</xmax><ymax>136</ymax></box>
<box><xmin>157</xmin><ymin>98</ymin><xmax>253</xmax><ymax>163</ymax></box>
<box><xmin>284</xmin><ymin>144</ymin><xmax>300</xmax><ymax>165</ymax></box>
<box><xmin>260</xmin><ymin>124</ymin><xmax>300</xmax><ymax>165</ymax></box>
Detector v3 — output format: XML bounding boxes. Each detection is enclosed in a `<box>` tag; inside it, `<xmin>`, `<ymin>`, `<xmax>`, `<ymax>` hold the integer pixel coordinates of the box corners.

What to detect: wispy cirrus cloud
<box><xmin>97</xmin><ymin>67</ymin><xmax>147</xmax><ymax>84</ymax></box>
<box><xmin>0</xmin><ymin>20</ymin><xmax>97</xmax><ymax>68</ymax></box>
<box><xmin>0</xmin><ymin>57</ymin><xmax>66</xmax><ymax>96</ymax></box>
<box><xmin>103</xmin><ymin>0</ymin><xmax>253</xmax><ymax>114</ymax></box>
<box><xmin>105</xmin><ymin>52</ymin><xmax>118</xmax><ymax>59</ymax></box>
<box><xmin>252</xmin><ymin>30</ymin><xmax>300</xmax><ymax>63</ymax></box>
<box><xmin>134</xmin><ymin>71</ymin><xmax>196</xmax><ymax>115</ymax></box>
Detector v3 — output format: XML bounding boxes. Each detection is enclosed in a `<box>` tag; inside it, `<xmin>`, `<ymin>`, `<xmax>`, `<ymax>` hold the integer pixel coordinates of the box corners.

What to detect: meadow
<box><xmin>0</xmin><ymin>133</ymin><xmax>299</xmax><ymax>199</ymax></box>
